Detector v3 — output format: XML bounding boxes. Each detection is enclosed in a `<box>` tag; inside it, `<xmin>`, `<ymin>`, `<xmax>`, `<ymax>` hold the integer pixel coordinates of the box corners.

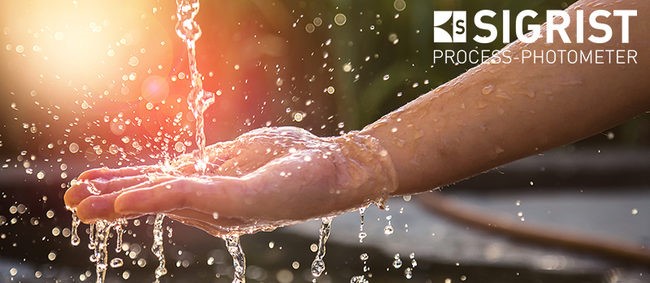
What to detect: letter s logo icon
<box><xmin>433</xmin><ymin>11</ymin><xmax>467</xmax><ymax>43</ymax></box>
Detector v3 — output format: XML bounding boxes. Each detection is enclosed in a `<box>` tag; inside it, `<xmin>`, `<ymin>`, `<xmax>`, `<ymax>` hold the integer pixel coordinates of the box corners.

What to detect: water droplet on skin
<box><xmin>481</xmin><ymin>85</ymin><xmax>494</xmax><ymax>95</ymax></box>
<box><xmin>525</xmin><ymin>91</ymin><xmax>536</xmax><ymax>98</ymax></box>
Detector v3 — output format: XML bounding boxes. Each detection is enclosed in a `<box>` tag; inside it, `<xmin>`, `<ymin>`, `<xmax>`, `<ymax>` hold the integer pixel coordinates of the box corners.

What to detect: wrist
<box><xmin>331</xmin><ymin>131</ymin><xmax>398</xmax><ymax>206</ymax></box>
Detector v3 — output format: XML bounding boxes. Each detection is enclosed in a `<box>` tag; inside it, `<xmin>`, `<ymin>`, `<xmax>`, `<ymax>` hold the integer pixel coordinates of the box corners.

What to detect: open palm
<box><xmin>64</xmin><ymin>127</ymin><xmax>397</xmax><ymax>236</ymax></box>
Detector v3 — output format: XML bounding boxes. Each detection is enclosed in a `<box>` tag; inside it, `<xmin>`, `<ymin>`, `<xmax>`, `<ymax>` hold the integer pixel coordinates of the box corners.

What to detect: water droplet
<box><xmin>384</xmin><ymin>224</ymin><xmax>394</xmax><ymax>235</ymax></box>
<box><xmin>334</xmin><ymin>13</ymin><xmax>347</xmax><ymax>26</ymax></box>
<box><xmin>110</xmin><ymin>258</ymin><xmax>124</xmax><ymax>268</ymax></box>
<box><xmin>393</xmin><ymin>254</ymin><xmax>403</xmax><ymax>268</ymax></box>
<box><xmin>69</xmin><ymin>143</ymin><xmax>80</xmax><ymax>153</ymax></box>
<box><xmin>305</xmin><ymin>23</ymin><xmax>316</xmax><ymax>33</ymax></box>
<box><xmin>311</xmin><ymin>259</ymin><xmax>325</xmax><ymax>277</ymax></box>
<box><xmin>388</xmin><ymin>33</ymin><xmax>399</xmax><ymax>44</ymax></box>
<box><xmin>393</xmin><ymin>0</ymin><xmax>407</xmax><ymax>11</ymax></box>
<box><xmin>482</xmin><ymin>85</ymin><xmax>494</xmax><ymax>95</ymax></box>
<box><xmin>343</xmin><ymin>62</ymin><xmax>352</xmax><ymax>72</ymax></box>
<box><xmin>293</xmin><ymin>111</ymin><xmax>306</xmax><ymax>122</ymax></box>
<box><xmin>404</xmin><ymin>267</ymin><xmax>413</xmax><ymax>279</ymax></box>
<box><xmin>350</xmin><ymin>275</ymin><xmax>369</xmax><ymax>283</ymax></box>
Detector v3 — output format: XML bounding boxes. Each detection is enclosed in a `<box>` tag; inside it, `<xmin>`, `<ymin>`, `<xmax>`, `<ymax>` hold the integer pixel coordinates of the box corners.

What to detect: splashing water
<box><xmin>152</xmin><ymin>214</ymin><xmax>168</xmax><ymax>283</ymax></box>
<box><xmin>175</xmin><ymin>0</ymin><xmax>215</xmax><ymax>174</ymax></box>
<box><xmin>311</xmin><ymin>217</ymin><xmax>333</xmax><ymax>278</ymax></box>
<box><xmin>225</xmin><ymin>235</ymin><xmax>246</xmax><ymax>283</ymax></box>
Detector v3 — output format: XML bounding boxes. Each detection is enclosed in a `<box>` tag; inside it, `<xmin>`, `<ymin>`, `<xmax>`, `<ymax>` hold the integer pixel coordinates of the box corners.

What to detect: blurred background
<box><xmin>0</xmin><ymin>0</ymin><xmax>648</xmax><ymax>282</ymax></box>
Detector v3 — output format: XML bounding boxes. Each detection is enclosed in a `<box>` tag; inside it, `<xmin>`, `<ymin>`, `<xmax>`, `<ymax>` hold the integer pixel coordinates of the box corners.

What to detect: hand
<box><xmin>64</xmin><ymin>127</ymin><xmax>397</xmax><ymax>236</ymax></box>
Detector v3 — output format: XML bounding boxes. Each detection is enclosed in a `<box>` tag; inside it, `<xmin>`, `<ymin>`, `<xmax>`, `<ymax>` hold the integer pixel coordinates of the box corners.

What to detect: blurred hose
<box><xmin>417</xmin><ymin>192</ymin><xmax>650</xmax><ymax>267</ymax></box>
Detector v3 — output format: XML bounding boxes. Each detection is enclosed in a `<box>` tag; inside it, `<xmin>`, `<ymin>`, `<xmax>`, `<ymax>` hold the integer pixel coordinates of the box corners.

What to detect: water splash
<box><xmin>225</xmin><ymin>235</ymin><xmax>246</xmax><ymax>283</ymax></box>
<box><xmin>311</xmin><ymin>217</ymin><xmax>333</xmax><ymax>278</ymax></box>
<box><xmin>152</xmin><ymin>214</ymin><xmax>168</xmax><ymax>283</ymax></box>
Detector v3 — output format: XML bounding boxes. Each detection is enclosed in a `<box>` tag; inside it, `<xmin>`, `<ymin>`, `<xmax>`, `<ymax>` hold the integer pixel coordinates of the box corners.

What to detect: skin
<box><xmin>65</xmin><ymin>0</ymin><xmax>649</xmax><ymax>237</ymax></box>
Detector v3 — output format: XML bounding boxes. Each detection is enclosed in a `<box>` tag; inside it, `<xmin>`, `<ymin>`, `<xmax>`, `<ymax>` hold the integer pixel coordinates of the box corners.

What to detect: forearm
<box><xmin>361</xmin><ymin>0</ymin><xmax>650</xmax><ymax>195</ymax></box>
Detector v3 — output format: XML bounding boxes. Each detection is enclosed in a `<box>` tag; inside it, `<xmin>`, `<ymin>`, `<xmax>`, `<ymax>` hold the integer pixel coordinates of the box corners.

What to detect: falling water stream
<box><xmin>310</xmin><ymin>217</ymin><xmax>333</xmax><ymax>279</ymax></box>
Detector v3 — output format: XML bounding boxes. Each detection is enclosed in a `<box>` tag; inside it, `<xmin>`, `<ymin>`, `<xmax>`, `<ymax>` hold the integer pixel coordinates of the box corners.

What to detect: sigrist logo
<box><xmin>433</xmin><ymin>11</ymin><xmax>467</xmax><ymax>43</ymax></box>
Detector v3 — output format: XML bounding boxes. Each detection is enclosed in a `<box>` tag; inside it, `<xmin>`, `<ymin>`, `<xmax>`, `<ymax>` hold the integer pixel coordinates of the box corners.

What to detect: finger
<box><xmin>90</xmin><ymin>175</ymin><xmax>152</xmax><ymax>194</ymax></box>
<box><xmin>77</xmin><ymin>166</ymin><xmax>156</xmax><ymax>180</ymax></box>
<box><xmin>75</xmin><ymin>192</ymin><xmax>122</xmax><ymax>222</ymax></box>
<box><xmin>64</xmin><ymin>175</ymin><xmax>156</xmax><ymax>208</ymax></box>
<box><xmin>74</xmin><ymin>177</ymin><xmax>174</xmax><ymax>222</ymax></box>
<box><xmin>64</xmin><ymin>180</ymin><xmax>96</xmax><ymax>209</ymax></box>
<box><xmin>114</xmin><ymin>177</ymin><xmax>251</xmax><ymax>217</ymax></box>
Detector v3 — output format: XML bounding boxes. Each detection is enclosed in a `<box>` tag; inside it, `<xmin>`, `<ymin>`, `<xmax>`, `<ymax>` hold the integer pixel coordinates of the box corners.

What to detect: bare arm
<box><xmin>361</xmin><ymin>0</ymin><xmax>650</xmax><ymax>195</ymax></box>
